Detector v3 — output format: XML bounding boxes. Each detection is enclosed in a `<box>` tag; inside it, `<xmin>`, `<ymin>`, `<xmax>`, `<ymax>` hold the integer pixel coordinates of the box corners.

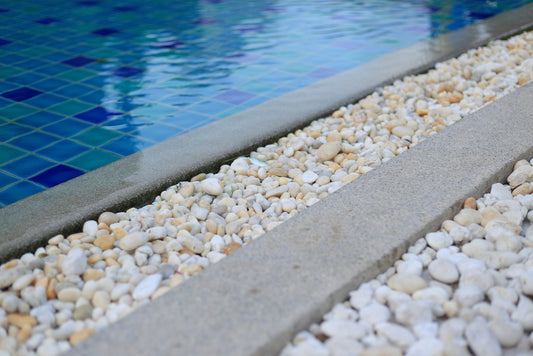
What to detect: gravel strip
<box><xmin>280</xmin><ymin>158</ymin><xmax>533</xmax><ymax>356</ymax></box>
<box><xmin>0</xmin><ymin>31</ymin><xmax>532</xmax><ymax>355</ymax></box>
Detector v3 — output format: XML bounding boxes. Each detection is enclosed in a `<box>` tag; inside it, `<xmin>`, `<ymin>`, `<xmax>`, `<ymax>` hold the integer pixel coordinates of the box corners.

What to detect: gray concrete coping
<box><xmin>71</xmin><ymin>82</ymin><xmax>533</xmax><ymax>355</ymax></box>
<box><xmin>1</xmin><ymin>3</ymin><xmax>533</xmax><ymax>262</ymax></box>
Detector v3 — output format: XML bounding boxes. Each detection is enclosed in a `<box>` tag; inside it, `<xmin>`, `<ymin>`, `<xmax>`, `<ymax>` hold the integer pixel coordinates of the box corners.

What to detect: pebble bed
<box><xmin>0</xmin><ymin>30</ymin><xmax>532</xmax><ymax>355</ymax></box>
<box><xmin>281</xmin><ymin>159</ymin><xmax>533</xmax><ymax>356</ymax></box>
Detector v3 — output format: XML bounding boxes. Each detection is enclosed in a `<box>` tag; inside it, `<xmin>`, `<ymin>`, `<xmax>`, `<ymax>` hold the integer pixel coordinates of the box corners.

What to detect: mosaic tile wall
<box><xmin>0</xmin><ymin>0</ymin><xmax>531</xmax><ymax>207</ymax></box>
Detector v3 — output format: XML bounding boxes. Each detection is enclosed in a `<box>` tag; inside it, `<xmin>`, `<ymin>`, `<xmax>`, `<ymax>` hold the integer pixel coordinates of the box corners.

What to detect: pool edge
<box><xmin>0</xmin><ymin>3</ymin><xmax>532</xmax><ymax>263</ymax></box>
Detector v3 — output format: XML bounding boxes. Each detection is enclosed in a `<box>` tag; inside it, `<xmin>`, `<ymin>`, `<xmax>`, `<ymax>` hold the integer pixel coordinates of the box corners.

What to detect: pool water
<box><xmin>0</xmin><ymin>0</ymin><xmax>531</xmax><ymax>208</ymax></box>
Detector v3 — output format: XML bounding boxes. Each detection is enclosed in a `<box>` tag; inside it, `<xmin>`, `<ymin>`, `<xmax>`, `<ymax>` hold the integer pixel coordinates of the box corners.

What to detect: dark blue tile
<box><xmin>191</xmin><ymin>18</ymin><xmax>217</xmax><ymax>25</ymax></box>
<box><xmin>132</xmin><ymin>123</ymin><xmax>184</xmax><ymax>142</ymax></box>
<box><xmin>34</xmin><ymin>17</ymin><xmax>61</xmax><ymax>25</ymax></box>
<box><xmin>101</xmin><ymin>135</ymin><xmax>153</xmax><ymax>156</ymax></box>
<box><xmin>0</xmin><ymin>171</ymin><xmax>17</xmax><ymax>189</ymax></box>
<box><xmin>77</xmin><ymin>0</ymin><xmax>100</xmax><ymax>5</ymax></box>
<box><xmin>16</xmin><ymin>112</ymin><xmax>63</xmax><ymax>128</ymax></box>
<box><xmin>24</xmin><ymin>93</ymin><xmax>66</xmax><ymax>109</ymax></box>
<box><xmin>0</xmin><ymin>82</ymin><xmax>16</xmax><ymax>93</ymax></box>
<box><xmin>75</xmin><ymin>106</ymin><xmax>122</xmax><ymax>124</ymax></box>
<box><xmin>0</xmin><ymin>39</ymin><xmax>11</xmax><ymax>46</ymax></box>
<box><xmin>54</xmin><ymin>84</ymin><xmax>94</xmax><ymax>97</ymax></box>
<box><xmin>113</xmin><ymin>6</ymin><xmax>138</xmax><ymax>12</ymax></box>
<box><xmin>91</xmin><ymin>28</ymin><xmax>119</xmax><ymax>36</ymax></box>
<box><xmin>61</xmin><ymin>55</ymin><xmax>96</xmax><ymax>67</ymax></box>
<box><xmin>0</xmin><ymin>181</ymin><xmax>45</xmax><ymax>205</ymax></box>
<box><xmin>213</xmin><ymin>89</ymin><xmax>256</xmax><ymax>105</ymax></box>
<box><xmin>8</xmin><ymin>132</ymin><xmax>60</xmax><ymax>151</ymax></box>
<box><xmin>7</xmin><ymin>72</ymin><xmax>45</xmax><ymax>85</ymax></box>
<box><xmin>32</xmin><ymin>78</ymin><xmax>69</xmax><ymax>92</ymax></box>
<box><xmin>102</xmin><ymin>115</ymin><xmax>151</xmax><ymax>133</ymax></box>
<box><xmin>1</xmin><ymin>87</ymin><xmax>42</xmax><ymax>102</ymax></box>
<box><xmin>42</xmin><ymin>118</ymin><xmax>91</xmax><ymax>137</ymax></box>
<box><xmin>2</xmin><ymin>154</ymin><xmax>54</xmax><ymax>178</ymax></box>
<box><xmin>36</xmin><ymin>139</ymin><xmax>90</xmax><ymax>161</ymax></box>
<box><xmin>111</xmin><ymin>66</ymin><xmax>144</xmax><ymax>78</ymax></box>
<box><xmin>30</xmin><ymin>164</ymin><xmax>85</xmax><ymax>188</ymax></box>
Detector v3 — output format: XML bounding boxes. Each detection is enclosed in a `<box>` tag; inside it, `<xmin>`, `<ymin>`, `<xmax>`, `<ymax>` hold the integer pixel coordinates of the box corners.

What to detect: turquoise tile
<box><xmin>0</xmin><ymin>144</ymin><xmax>26</xmax><ymax>165</ymax></box>
<box><xmin>67</xmin><ymin>149</ymin><xmax>121</xmax><ymax>171</ymax></box>
<box><xmin>72</xmin><ymin>126</ymin><xmax>122</xmax><ymax>146</ymax></box>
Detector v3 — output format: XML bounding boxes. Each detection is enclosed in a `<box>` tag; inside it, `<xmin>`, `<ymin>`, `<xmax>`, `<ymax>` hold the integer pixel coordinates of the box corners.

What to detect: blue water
<box><xmin>0</xmin><ymin>0</ymin><xmax>531</xmax><ymax>207</ymax></box>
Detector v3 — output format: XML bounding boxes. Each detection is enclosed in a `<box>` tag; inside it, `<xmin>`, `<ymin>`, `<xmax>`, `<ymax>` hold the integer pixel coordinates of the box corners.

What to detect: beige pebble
<box><xmin>387</xmin><ymin>273</ymin><xmax>427</xmax><ymax>294</ymax></box>
<box><xmin>70</xmin><ymin>329</ymin><xmax>94</xmax><ymax>346</ymax></box>
<box><xmin>8</xmin><ymin>314</ymin><xmax>37</xmax><ymax>329</ymax></box>
<box><xmin>83</xmin><ymin>269</ymin><xmax>105</xmax><ymax>281</ymax></box>
<box><xmin>93</xmin><ymin>234</ymin><xmax>115</xmax><ymax>250</ymax></box>
<box><xmin>317</xmin><ymin>142</ymin><xmax>342</xmax><ymax>162</ymax></box>
<box><xmin>222</xmin><ymin>242</ymin><xmax>242</xmax><ymax>255</ymax></box>
<box><xmin>98</xmin><ymin>211</ymin><xmax>119</xmax><ymax>225</ymax></box>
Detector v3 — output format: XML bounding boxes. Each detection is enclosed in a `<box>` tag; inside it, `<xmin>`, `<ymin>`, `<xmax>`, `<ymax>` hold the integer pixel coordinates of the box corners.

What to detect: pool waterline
<box><xmin>1</xmin><ymin>0</ymin><xmax>532</xmax><ymax>207</ymax></box>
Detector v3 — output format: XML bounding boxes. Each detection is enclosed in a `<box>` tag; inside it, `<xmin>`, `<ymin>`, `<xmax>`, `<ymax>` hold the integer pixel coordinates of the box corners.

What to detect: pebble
<box><xmin>386</xmin><ymin>273</ymin><xmax>426</xmax><ymax>294</ymax></box>
<box><xmin>118</xmin><ymin>232</ymin><xmax>149</xmax><ymax>251</ymax></box>
<box><xmin>61</xmin><ymin>248</ymin><xmax>87</xmax><ymax>276</ymax></box>
<box><xmin>428</xmin><ymin>258</ymin><xmax>459</xmax><ymax>284</ymax></box>
<box><xmin>200</xmin><ymin>178</ymin><xmax>223</xmax><ymax>196</ymax></box>
<box><xmin>132</xmin><ymin>274</ymin><xmax>162</xmax><ymax>300</ymax></box>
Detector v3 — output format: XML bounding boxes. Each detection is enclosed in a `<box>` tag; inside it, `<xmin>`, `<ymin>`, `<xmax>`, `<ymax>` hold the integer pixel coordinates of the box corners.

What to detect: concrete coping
<box><xmin>72</xmin><ymin>82</ymin><xmax>533</xmax><ymax>355</ymax></box>
<box><xmin>1</xmin><ymin>3</ymin><xmax>533</xmax><ymax>262</ymax></box>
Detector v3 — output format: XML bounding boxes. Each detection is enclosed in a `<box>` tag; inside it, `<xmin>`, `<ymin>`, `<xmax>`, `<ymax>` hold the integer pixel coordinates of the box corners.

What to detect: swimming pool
<box><xmin>0</xmin><ymin>0</ymin><xmax>531</xmax><ymax>207</ymax></box>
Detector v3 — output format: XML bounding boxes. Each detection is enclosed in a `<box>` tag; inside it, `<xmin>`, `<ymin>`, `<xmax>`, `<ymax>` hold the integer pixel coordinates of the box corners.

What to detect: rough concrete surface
<box><xmin>1</xmin><ymin>3</ymin><xmax>532</xmax><ymax>263</ymax></box>
<box><xmin>71</xmin><ymin>82</ymin><xmax>533</xmax><ymax>355</ymax></box>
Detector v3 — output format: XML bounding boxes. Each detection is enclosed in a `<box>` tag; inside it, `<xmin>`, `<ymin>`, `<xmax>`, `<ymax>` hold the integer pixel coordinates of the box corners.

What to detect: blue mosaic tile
<box><xmin>1</xmin><ymin>87</ymin><xmax>42</xmax><ymax>101</ymax></box>
<box><xmin>16</xmin><ymin>112</ymin><xmax>63</xmax><ymax>128</ymax></box>
<box><xmin>34</xmin><ymin>17</ymin><xmax>61</xmax><ymax>25</ymax></box>
<box><xmin>0</xmin><ymin>124</ymin><xmax>33</xmax><ymax>142</ymax></box>
<box><xmin>74</xmin><ymin>106</ymin><xmax>122</xmax><ymax>124</ymax></box>
<box><xmin>6</xmin><ymin>72</ymin><xmax>45</xmax><ymax>85</ymax></box>
<box><xmin>2</xmin><ymin>154</ymin><xmax>55</xmax><ymax>178</ymax></box>
<box><xmin>101</xmin><ymin>115</ymin><xmax>151</xmax><ymax>133</ymax></box>
<box><xmin>14</xmin><ymin>58</ymin><xmax>49</xmax><ymax>70</ymax></box>
<box><xmin>101</xmin><ymin>136</ymin><xmax>153</xmax><ymax>156</ymax></box>
<box><xmin>161</xmin><ymin>112</ymin><xmax>210</xmax><ymax>130</ymax></box>
<box><xmin>91</xmin><ymin>28</ymin><xmax>119</xmax><ymax>36</ymax></box>
<box><xmin>0</xmin><ymin>39</ymin><xmax>12</xmax><ymax>46</ymax></box>
<box><xmin>54</xmin><ymin>83</ymin><xmax>95</xmax><ymax>97</ymax></box>
<box><xmin>111</xmin><ymin>66</ymin><xmax>144</xmax><ymax>78</ymax></box>
<box><xmin>34</xmin><ymin>63</ymin><xmax>72</xmax><ymax>76</ymax></box>
<box><xmin>24</xmin><ymin>93</ymin><xmax>67</xmax><ymax>109</ymax></box>
<box><xmin>8</xmin><ymin>132</ymin><xmax>60</xmax><ymax>151</ymax></box>
<box><xmin>0</xmin><ymin>181</ymin><xmax>45</xmax><ymax>205</ymax></box>
<box><xmin>131</xmin><ymin>123</ymin><xmax>184</xmax><ymax>142</ymax></box>
<box><xmin>36</xmin><ymin>139</ymin><xmax>90</xmax><ymax>162</ymax></box>
<box><xmin>32</xmin><ymin>78</ymin><xmax>69</xmax><ymax>92</ymax></box>
<box><xmin>62</xmin><ymin>55</ymin><xmax>96</xmax><ymax>67</ymax></box>
<box><xmin>30</xmin><ymin>164</ymin><xmax>85</xmax><ymax>188</ymax></box>
<box><xmin>213</xmin><ymin>89</ymin><xmax>256</xmax><ymax>105</ymax></box>
<box><xmin>0</xmin><ymin>171</ymin><xmax>17</xmax><ymax>190</ymax></box>
<box><xmin>42</xmin><ymin>118</ymin><xmax>91</xmax><ymax>137</ymax></box>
